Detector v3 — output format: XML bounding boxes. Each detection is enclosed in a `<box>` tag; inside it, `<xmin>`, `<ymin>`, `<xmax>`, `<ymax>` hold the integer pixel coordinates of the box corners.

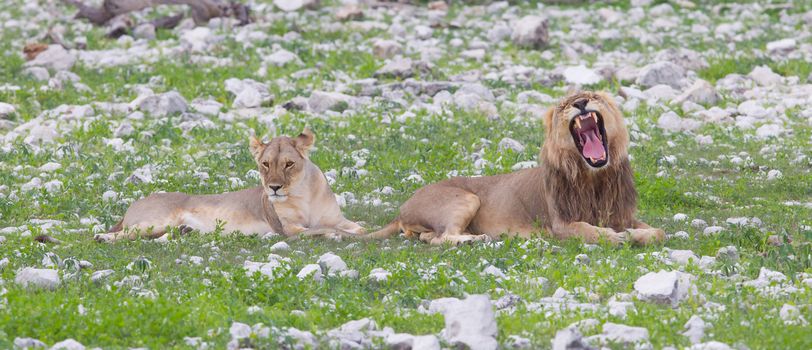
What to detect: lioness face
<box><xmin>250</xmin><ymin>129</ymin><xmax>315</xmax><ymax>202</ymax></box>
<box><xmin>545</xmin><ymin>92</ymin><xmax>628</xmax><ymax>169</ymax></box>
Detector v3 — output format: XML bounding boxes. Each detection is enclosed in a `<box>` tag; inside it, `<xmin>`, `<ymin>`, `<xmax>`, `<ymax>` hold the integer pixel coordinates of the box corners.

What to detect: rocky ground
<box><xmin>1</xmin><ymin>0</ymin><xmax>811</xmax><ymax>349</ymax></box>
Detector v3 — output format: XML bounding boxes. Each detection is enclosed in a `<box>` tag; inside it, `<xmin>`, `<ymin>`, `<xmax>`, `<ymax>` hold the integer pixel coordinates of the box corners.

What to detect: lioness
<box><xmin>95</xmin><ymin>128</ymin><xmax>364</xmax><ymax>242</ymax></box>
<box><xmin>368</xmin><ymin>91</ymin><xmax>664</xmax><ymax>245</ymax></box>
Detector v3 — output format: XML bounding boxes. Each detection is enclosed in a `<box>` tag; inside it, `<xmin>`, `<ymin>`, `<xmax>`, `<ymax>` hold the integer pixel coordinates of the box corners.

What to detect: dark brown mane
<box><xmin>540</xmin><ymin>153</ymin><xmax>637</xmax><ymax>231</ymax></box>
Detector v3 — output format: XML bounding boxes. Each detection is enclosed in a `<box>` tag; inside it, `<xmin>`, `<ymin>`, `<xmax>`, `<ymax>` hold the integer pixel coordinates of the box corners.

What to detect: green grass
<box><xmin>1</xmin><ymin>0</ymin><xmax>811</xmax><ymax>349</ymax></box>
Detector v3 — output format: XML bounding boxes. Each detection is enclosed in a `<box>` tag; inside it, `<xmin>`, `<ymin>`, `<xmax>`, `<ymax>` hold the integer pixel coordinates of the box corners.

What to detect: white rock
<box><xmin>233</xmin><ymin>86</ymin><xmax>262</xmax><ymax>109</ymax></box>
<box><xmin>24</xmin><ymin>45</ymin><xmax>76</xmax><ymax>71</ymax></box>
<box><xmin>607</xmin><ymin>301</ymin><xmax>634</xmax><ymax>318</ymax></box>
<box><xmin>285</xmin><ymin>328</ymin><xmax>317</xmax><ymax>348</ymax></box>
<box><xmin>368</xmin><ymin>267</ymin><xmax>391</xmax><ymax>282</ymax></box>
<box><xmin>779</xmin><ymin>304</ymin><xmax>808</xmax><ymax>326</ymax></box>
<box><xmin>703</xmin><ymin>226</ymin><xmax>724</xmax><ymax>235</ymax></box>
<box><xmin>14</xmin><ymin>337</ymin><xmax>47</xmax><ymax>349</ymax></box>
<box><xmin>633</xmin><ymin>270</ymin><xmax>695</xmax><ymax>307</ymax></box>
<box><xmin>308</xmin><ymin>90</ymin><xmax>354</xmax><ymax>113</ymax></box>
<box><xmin>0</xmin><ymin>102</ymin><xmax>15</xmax><ymax>117</ymax></box>
<box><xmin>600</xmin><ymin>322</ymin><xmax>649</xmax><ymax>344</ymax></box>
<box><xmin>507</xmin><ymin>335</ymin><xmax>531</xmax><ymax>349</ymax></box>
<box><xmin>374</xmin><ymin>58</ymin><xmax>414</xmax><ymax>79</ymax></box>
<box><xmin>636</xmin><ymin>61</ymin><xmax>685</xmax><ymax>89</ymax></box>
<box><xmin>737</xmin><ymin>100</ymin><xmax>768</xmax><ymax>118</ymax></box>
<box><xmin>482</xmin><ymin>265</ymin><xmax>506</xmax><ymax>279</ymax></box>
<box><xmin>270</xmin><ymin>241</ymin><xmax>290</xmax><ymax>252</ymax></box>
<box><xmin>674</xmin><ymin>79</ymin><xmax>719</xmax><ymax>105</ymax></box>
<box><xmin>267</xmin><ymin>49</ymin><xmax>300</xmax><ymax>66</ymax></box>
<box><xmin>44</xmin><ymin>180</ymin><xmax>62</xmax><ymax>193</ymax></box>
<box><xmin>668</xmin><ymin>249</ymin><xmax>698</xmax><ymax>265</ymax></box>
<box><xmin>372</xmin><ymin>39</ymin><xmax>402</xmax><ymax>59</ymax></box>
<box><xmin>498</xmin><ymin>138</ymin><xmax>525</xmax><ymax>153</ymax></box>
<box><xmin>755</xmin><ymin>124</ymin><xmax>784</xmax><ymax>139</ymax></box>
<box><xmin>657</xmin><ymin>111</ymin><xmax>700</xmax><ymax>132</ymax></box>
<box><xmin>551</xmin><ymin>327</ymin><xmax>589</xmax><ymax>350</ymax></box>
<box><xmin>691</xmin><ymin>219</ymin><xmax>707</xmax><ymax>228</ymax></box>
<box><xmin>563</xmin><ymin>65</ymin><xmax>602</xmax><ymax>85</ymax></box>
<box><xmin>191</xmin><ymin>99</ymin><xmax>223</xmax><ymax>116</ymax></box>
<box><xmin>414</xmin><ymin>25</ymin><xmax>433</xmax><ymax>39</ymax></box>
<box><xmin>742</xmin><ymin>267</ymin><xmax>787</xmax><ymax>288</ymax></box>
<box><xmin>50</xmin><ymin>338</ymin><xmax>85</xmax><ymax>350</ymax></box>
<box><xmin>23</xmin><ymin>67</ymin><xmax>50</xmax><ymax>82</ymax></box>
<box><xmin>297</xmin><ymin>264</ymin><xmax>323</xmax><ymax>281</ymax></box>
<box><xmin>91</xmin><ymin>269</ymin><xmax>114</xmax><ymax>283</ymax></box>
<box><xmin>767</xmin><ymin>169</ymin><xmax>783</xmax><ymax>180</ymax></box>
<box><xmin>511</xmin><ymin>15</ymin><xmax>549</xmax><ymax>49</ymax></box>
<box><xmin>486</xmin><ymin>22</ymin><xmax>512</xmax><ymax>43</ymax></box>
<box><xmin>137</xmin><ymin>91</ymin><xmax>188</xmax><ymax>116</ymax></box>
<box><xmin>695</xmin><ymin>135</ymin><xmax>713</xmax><ymax>145</ymax></box>
<box><xmin>39</xmin><ymin>162</ymin><xmax>61</xmax><ymax>172</ymax></box>
<box><xmin>716</xmin><ymin>246</ymin><xmax>739</xmax><ymax>261</ymax></box>
<box><xmin>133</xmin><ymin>23</ymin><xmax>156</xmax><ymax>40</ymax></box>
<box><xmin>645</xmin><ymin>84</ymin><xmax>679</xmax><ymax>102</ymax></box>
<box><xmin>766</xmin><ymin>38</ymin><xmax>796</xmax><ymax>53</ymax></box>
<box><xmin>15</xmin><ymin>268</ymin><xmax>60</xmax><ymax>290</ymax></box>
<box><xmin>512</xmin><ymin>161</ymin><xmax>537</xmax><ymax>170</ymax></box>
<box><xmin>688</xmin><ymin>341</ymin><xmax>733</xmax><ymax>350</ymax></box>
<box><xmin>189</xmin><ymin>256</ymin><xmax>204</xmax><ymax>265</ymax></box>
<box><xmin>682</xmin><ymin>315</ymin><xmax>706</xmax><ymax>344</ymax></box>
<box><xmin>243</xmin><ymin>259</ymin><xmax>284</xmax><ymax>278</ymax></box>
<box><xmin>274</xmin><ymin>0</ymin><xmax>308</xmax><ymax>11</ymax></box>
<box><xmin>317</xmin><ymin>252</ymin><xmax>347</xmax><ymax>275</ymax></box>
<box><xmin>230</xmin><ymin>322</ymin><xmax>252</xmax><ymax>340</ymax></box>
<box><xmin>748</xmin><ymin>66</ymin><xmax>782</xmax><ymax>86</ymax></box>
<box><xmin>180</xmin><ymin>27</ymin><xmax>214</xmax><ymax>52</ymax></box>
<box><xmin>432</xmin><ymin>294</ymin><xmax>497</xmax><ymax>350</ymax></box>
<box><xmin>102</xmin><ymin>190</ymin><xmax>118</xmax><ymax>202</ymax></box>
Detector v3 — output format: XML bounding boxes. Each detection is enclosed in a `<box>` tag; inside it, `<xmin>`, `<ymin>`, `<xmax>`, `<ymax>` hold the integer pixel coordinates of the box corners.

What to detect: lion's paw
<box><xmin>627</xmin><ymin>228</ymin><xmax>665</xmax><ymax>245</ymax></box>
<box><xmin>601</xmin><ymin>229</ymin><xmax>627</xmax><ymax>245</ymax></box>
<box><xmin>94</xmin><ymin>233</ymin><xmax>114</xmax><ymax>243</ymax></box>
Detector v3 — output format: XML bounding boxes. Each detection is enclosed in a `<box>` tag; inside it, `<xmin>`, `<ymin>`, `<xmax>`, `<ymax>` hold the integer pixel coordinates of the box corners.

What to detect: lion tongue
<box><xmin>581</xmin><ymin>129</ymin><xmax>605</xmax><ymax>159</ymax></box>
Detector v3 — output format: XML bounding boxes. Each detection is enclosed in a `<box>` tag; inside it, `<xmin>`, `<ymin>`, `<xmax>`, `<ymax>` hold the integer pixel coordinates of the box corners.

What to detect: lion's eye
<box><xmin>285</xmin><ymin>161</ymin><xmax>295</xmax><ymax>168</ymax></box>
<box><xmin>262</xmin><ymin>161</ymin><xmax>269</xmax><ymax>168</ymax></box>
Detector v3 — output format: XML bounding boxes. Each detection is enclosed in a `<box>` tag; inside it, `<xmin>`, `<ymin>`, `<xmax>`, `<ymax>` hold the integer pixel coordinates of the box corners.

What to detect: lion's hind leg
<box><xmin>96</xmin><ymin>193</ymin><xmax>187</xmax><ymax>242</ymax></box>
<box><xmin>399</xmin><ymin>186</ymin><xmax>487</xmax><ymax>245</ymax></box>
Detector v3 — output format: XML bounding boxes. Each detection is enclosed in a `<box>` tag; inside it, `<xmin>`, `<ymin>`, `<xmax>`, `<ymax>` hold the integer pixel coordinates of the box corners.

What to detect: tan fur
<box><xmin>367</xmin><ymin>91</ymin><xmax>664</xmax><ymax>246</ymax></box>
<box><xmin>95</xmin><ymin>129</ymin><xmax>363</xmax><ymax>242</ymax></box>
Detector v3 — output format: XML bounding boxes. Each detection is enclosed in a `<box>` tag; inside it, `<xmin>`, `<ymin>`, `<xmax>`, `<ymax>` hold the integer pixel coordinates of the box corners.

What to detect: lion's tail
<box><xmin>362</xmin><ymin>220</ymin><xmax>400</xmax><ymax>240</ymax></box>
<box><xmin>108</xmin><ymin>220</ymin><xmax>123</xmax><ymax>233</ymax></box>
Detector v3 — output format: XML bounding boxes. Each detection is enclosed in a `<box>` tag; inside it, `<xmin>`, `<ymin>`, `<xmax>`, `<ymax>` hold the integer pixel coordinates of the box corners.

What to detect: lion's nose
<box><xmin>269</xmin><ymin>185</ymin><xmax>282</xmax><ymax>193</ymax></box>
<box><xmin>572</xmin><ymin>99</ymin><xmax>588</xmax><ymax>111</ymax></box>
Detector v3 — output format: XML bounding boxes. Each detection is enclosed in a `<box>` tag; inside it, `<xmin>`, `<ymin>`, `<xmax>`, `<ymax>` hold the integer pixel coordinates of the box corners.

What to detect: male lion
<box><xmin>368</xmin><ymin>91</ymin><xmax>664</xmax><ymax>245</ymax></box>
<box><xmin>95</xmin><ymin>128</ymin><xmax>364</xmax><ymax>242</ymax></box>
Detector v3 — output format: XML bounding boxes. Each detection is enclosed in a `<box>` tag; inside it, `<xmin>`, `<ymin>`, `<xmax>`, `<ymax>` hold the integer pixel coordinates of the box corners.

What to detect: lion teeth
<box><xmin>575</xmin><ymin>118</ymin><xmax>581</xmax><ymax>129</ymax></box>
<box><xmin>592</xmin><ymin>112</ymin><xmax>598</xmax><ymax>123</ymax></box>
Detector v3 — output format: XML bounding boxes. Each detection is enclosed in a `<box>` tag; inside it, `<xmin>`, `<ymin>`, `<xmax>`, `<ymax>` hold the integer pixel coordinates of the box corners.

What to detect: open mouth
<box><xmin>569</xmin><ymin>110</ymin><xmax>609</xmax><ymax>168</ymax></box>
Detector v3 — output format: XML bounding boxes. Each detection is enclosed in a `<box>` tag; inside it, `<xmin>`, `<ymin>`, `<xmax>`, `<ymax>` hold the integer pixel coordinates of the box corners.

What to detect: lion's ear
<box><xmin>294</xmin><ymin>128</ymin><xmax>315</xmax><ymax>157</ymax></box>
<box><xmin>542</xmin><ymin>107</ymin><xmax>554</xmax><ymax>135</ymax></box>
<box><xmin>249</xmin><ymin>136</ymin><xmax>265</xmax><ymax>161</ymax></box>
